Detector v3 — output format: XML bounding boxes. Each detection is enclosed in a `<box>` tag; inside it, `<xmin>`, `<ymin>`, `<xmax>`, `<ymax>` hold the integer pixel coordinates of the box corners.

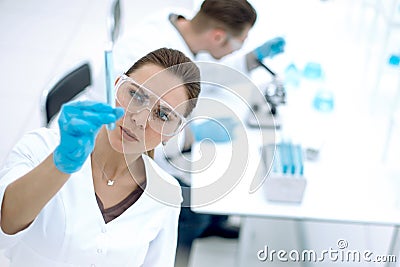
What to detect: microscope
<box><xmin>247</xmin><ymin>60</ymin><xmax>286</xmax><ymax>129</ymax></box>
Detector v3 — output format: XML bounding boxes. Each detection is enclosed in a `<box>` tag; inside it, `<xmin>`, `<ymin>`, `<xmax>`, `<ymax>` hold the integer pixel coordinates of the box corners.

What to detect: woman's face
<box><xmin>107</xmin><ymin>64</ymin><xmax>189</xmax><ymax>155</ymax></box>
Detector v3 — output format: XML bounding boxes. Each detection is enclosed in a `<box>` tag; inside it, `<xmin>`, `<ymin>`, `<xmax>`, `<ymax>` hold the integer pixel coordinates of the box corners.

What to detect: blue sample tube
<box><xmin>279</xmin><ymin>142</ymin><xmax>290</xmax><ymax>174</ymax></box>
<box><xmin>296</xmin><ymin>145</ymin><xmax>304</xmax><ymax>176</ymax></box>
<box><xmin>288</xmin><ymin>142</ymin><xmax>296</xmax><ymax>175</ymax></box>
<box><xmin>105</xmin><ymin>45</ymin><xmax>115</xmax><ymax>130</ymax></box>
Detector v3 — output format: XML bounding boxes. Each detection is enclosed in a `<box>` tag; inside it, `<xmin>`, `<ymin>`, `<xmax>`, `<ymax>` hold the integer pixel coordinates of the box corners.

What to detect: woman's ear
<box><xmin>114</xmin><ymin>76</ymin><xmax>121</xmax><ymax>86</ymax></box>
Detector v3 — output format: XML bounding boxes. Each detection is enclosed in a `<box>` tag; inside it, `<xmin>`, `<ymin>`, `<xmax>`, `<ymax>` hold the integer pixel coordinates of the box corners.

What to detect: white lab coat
<box><xmin>0</xmin><ymin>128</ymin><xmax>182</xmax><ymax>267</ymax></box>
<box><xmin>113</xmin><ymin>9</ymin><xmax>195</xmax><ymax>79</ymax></box>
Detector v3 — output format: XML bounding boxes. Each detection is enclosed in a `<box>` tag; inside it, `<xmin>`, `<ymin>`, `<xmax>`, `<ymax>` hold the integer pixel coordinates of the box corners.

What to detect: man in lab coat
<box><xmin>112</xmin><ymin>1</ymin><xmax>284</xmax><ymax>81</ymax></box>
<box><xmin>107</xmin><ymin>0</ymin><xmax>285</xmax><ymax>261</ymax></box>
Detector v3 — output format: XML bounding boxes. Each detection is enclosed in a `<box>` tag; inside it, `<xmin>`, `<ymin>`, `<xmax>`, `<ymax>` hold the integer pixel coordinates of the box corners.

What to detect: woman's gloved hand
<box><xmin>253</xmin><ymin>36</ymin><xmax>286</xmax><ymax>61</ymax></box>
<box><xmin>53</xmin><ymin>101</ymin><xmax>124</xmax><ymax>174</ymax></box>
<box><xmin>190</xmin><ymin>117</ymin><xmax>238</xmax><ymax>143</ymax></box>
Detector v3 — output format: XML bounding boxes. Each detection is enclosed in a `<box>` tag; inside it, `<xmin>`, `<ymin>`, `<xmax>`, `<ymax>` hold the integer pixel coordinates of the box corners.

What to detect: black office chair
<box><xmin>41</xmin><ymin>62</ymin><xmax>92</xmax><ymax>127</ymax></box>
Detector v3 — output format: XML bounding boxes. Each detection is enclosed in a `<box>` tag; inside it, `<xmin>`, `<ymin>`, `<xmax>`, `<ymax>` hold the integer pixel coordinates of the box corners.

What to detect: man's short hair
<box><xmin>192</xmin><ymin>0</ymin><xmax>257</xmax><ymax>36</ymax></box>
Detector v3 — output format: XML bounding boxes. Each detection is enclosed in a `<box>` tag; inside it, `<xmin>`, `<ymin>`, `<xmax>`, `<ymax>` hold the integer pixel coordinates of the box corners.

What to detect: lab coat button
<box><xmin>101</xmin><ymin>228</ymin><xmax>106</xmax><ymax>233</ymax></box>
<box><xmin>97</xmin><ymin>249</ymin><xmax>103</xmax><ymax>254</ymax></box>
<box><xmin>90</xmin><ymin>264</ymin><xmax>96</xmax><ymax>267</ymax></box>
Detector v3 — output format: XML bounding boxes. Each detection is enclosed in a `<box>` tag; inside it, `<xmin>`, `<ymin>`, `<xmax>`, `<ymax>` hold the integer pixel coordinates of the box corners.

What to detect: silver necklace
<box><xmin>91</xmin><ymin>155</ymin><xmax>130</xmax><ymax>186</ymax></box>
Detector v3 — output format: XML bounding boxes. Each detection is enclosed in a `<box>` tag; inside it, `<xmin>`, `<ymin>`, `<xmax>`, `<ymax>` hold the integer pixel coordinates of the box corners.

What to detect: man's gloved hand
<box><xmin>253</xmin><ymin>36</ymin><xmax>286</xmax><ymax>61</ymax></box>
<box><xmin>53</xmin><ymin>101</ymin><xmax>124</xmax><ymax>174</ymax></box>
<box><xmin>190</xmin><ymin>117</ymin><xmax>238</xmax><ymax>143</ymax></box>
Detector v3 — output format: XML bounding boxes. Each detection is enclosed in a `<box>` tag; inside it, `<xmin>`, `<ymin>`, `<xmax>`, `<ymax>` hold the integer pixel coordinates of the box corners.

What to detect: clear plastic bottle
<box><xmin>284</xmin><ymin>63</ymin><xmax>301</xmax><ymax>89</ymax></box>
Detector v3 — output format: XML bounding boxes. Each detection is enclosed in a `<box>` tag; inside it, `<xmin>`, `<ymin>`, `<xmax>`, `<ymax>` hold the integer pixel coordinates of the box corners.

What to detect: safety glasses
<box><xmin>115</xmin><ymin>74</ymin><xmax>187</xmax><ymax>136</ymax></box>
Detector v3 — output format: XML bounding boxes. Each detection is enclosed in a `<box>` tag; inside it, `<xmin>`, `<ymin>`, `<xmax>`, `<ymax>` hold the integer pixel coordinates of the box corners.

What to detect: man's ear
<box><xmin>210</xmin><ymin>28</ymin><xmax>227</xmax><ymax>45</ymax></box>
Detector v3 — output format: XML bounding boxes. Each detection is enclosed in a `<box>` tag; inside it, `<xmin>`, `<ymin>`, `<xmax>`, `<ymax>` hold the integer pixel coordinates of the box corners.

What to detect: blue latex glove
<box><xmin>53</xmin><ymin>101</ymin><xmax>124</xmax><ymax>174</ymax></box>
<box><xmin>253</xmin><ymin>36</ymin><xmax>286</xmax><ymax>61</ymax></box>
<box><xmin>190</xmin><ymin>117</ymin><xmax>238</xmax><ymax>143</ymax></box>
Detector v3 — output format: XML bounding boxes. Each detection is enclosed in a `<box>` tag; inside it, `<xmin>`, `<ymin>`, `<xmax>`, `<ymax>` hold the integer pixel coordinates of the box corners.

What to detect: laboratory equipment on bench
<box><xmin>261</xmin><ymin>141</ymin><xmax>307</xmax><ymax>203</ymax></box>
<box><xmin>247</xmin><ymin>60</ymin><xmax>286</xmax><ymax>129</ymax></box>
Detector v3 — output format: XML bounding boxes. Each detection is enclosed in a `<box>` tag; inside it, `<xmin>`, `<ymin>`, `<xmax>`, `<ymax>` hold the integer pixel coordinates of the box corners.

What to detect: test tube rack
<box><xmin>261</xmin><ymin>143</ymin><xmax>307</xmax><ymax>203</ymax></box>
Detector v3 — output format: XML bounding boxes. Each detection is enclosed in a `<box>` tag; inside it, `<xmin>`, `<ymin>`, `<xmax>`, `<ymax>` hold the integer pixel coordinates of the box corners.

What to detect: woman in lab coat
<box><xmin>0</xmin><ymin>48</ymin><xmax>200</xmax><ymax>267</ymax></box>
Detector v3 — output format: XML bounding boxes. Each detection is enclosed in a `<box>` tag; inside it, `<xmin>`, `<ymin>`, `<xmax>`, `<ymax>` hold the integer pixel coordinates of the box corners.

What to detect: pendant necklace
<box><xmin>91</xmin><ymin>155</ymin><xmax>130</xmax><ymax>186</ymax></box>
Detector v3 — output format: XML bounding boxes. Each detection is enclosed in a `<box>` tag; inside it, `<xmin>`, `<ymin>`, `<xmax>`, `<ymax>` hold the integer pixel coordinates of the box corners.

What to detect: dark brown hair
<box><xmin>192</xmin><ymin>0</ymin><xmax>257</xmax><ymax>36</ymax></box>
<box><xmin>125</xmin><ymin>48</ymin><xmax>200</xmax><ymax>117</ymax></box>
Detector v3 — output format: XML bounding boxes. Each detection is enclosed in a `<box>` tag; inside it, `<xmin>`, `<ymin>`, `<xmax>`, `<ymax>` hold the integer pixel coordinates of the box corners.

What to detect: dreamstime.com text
<box><xmin>257</xmin><ymin>239</ymin><xmax>397</xmax><ymax>263</ymax></box>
